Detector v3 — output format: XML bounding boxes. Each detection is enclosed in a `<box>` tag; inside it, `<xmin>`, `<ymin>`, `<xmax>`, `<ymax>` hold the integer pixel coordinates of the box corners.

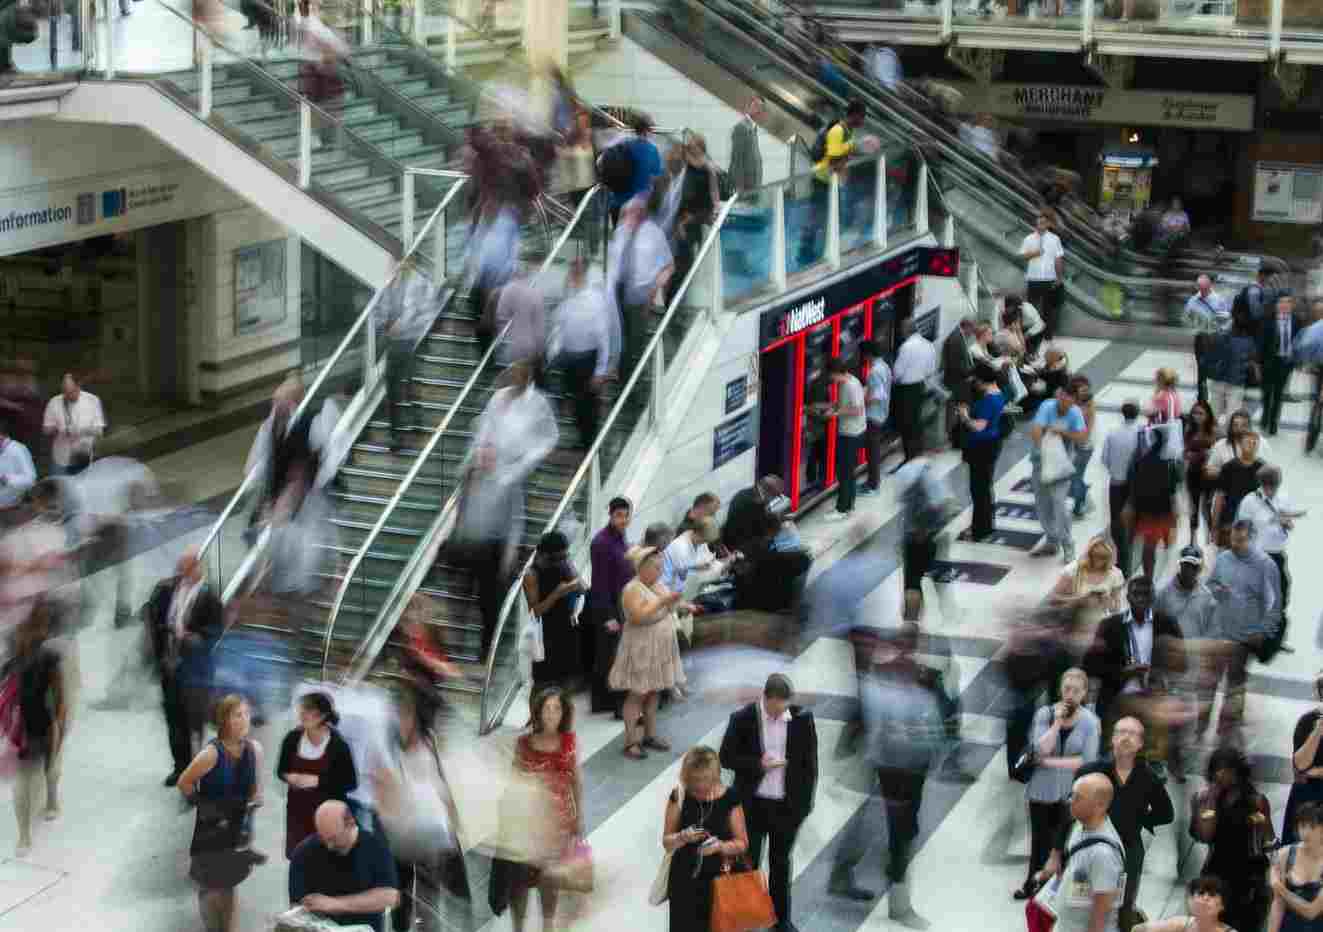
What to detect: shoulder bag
<box><xmin>1040</xmin><ymin>431</ymin><xmax>1074</xmax><ymax>485</ymax></box>
<box><xmin>710</xmin><ymin>856</ymin><xmax>778</xmax><ymax>932</ymax></box>
<box><xmin>649</xmin><ymin>784</ymin><xmax>685</xmax><ymax>905</ymax></box>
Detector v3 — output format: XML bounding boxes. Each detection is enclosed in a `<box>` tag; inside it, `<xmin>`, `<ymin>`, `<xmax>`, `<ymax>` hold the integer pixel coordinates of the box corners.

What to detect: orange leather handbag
<box><xmin>710</xmin><ymin>858</ymin><xmax>777</xmax><ymax>932</ymax></box>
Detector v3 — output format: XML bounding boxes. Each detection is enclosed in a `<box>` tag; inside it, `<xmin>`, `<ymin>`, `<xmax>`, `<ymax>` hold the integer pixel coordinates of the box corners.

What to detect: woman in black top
<box><xmin>1212</xmin><ymin>431</ymin><xmax>1264</xmax><ymax>547</ymax></box>
<box><xmin>522</xmin><ymin>531</ymin><xmax>587</xmax><ymax>688</ymax></box>
<box><xmin>666</xmin><ymin>133</ymin><xmax>721</xmax><ymax>307</ymax></box>
<box><xmin>275</xmin><ymin>691</ymin><xmax>357</xmax><ymax>859</ymax></box>
<box><xmin>1283</xmin><ymin>677</ymin><xmax>1323</xmax><ymax>847</ymax></box>
<box><xmin>4</xmin><ymin>600</ymin><xmax>66</xmax><ymax>859</ymax></box>
<box><xmin>662</xmin><ymin>745</ymin><xmax>749</xmax><ymax>931</ymax></box>
<box><xmin>1192</xmin><ymin>747</ymin><xmax>1276</xmax><ymax>932</ymax></box>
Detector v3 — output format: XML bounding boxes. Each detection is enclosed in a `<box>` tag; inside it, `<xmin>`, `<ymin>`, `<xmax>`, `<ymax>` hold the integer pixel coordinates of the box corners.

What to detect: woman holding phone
<box><xmin>522</xmin><ymin>530</ymin><xmax>588</xmax><ymax>689</ymax></box>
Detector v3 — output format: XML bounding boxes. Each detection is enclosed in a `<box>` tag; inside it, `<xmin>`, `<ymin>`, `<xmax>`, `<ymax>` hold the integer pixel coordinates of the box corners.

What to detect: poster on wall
<box><xmin>234</xmin><ymin>239</ymin><xmax>287</xmax><ymax>336</ymax></box>
<box><xmin>1253</xmin><ymin>162</ymin><xmax>1323</xmax><ymax>225</ymax></box>
<box><xmin>713</xmin><ymin>408</ymin><xmax>757</xmax><ymax>471</ymax></box>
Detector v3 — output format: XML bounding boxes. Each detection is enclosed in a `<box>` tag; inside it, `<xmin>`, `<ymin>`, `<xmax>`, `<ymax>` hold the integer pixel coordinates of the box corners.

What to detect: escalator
<box><xmin>621</xmin><ymin>0</ymin><xmax>1281</xmax><ymax>340</ymax></box>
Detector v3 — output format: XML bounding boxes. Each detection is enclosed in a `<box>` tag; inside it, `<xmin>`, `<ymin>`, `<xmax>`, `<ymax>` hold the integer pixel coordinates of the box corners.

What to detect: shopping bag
<box><xmin>526</xmin><ymin>615</ymin><xmax>545</xmax><ymax>663</ymax></box>
<box><xmin>1156</xmin><ymin>418</ymin><xmax>1184</xmax><ymax>462</ymax></box>
<box><xmin>710</xmin><ymin>858</ymin><xmax>777</xmax><ymax>932</ymax></box>
<box><xmin>544</xmin><ymin>838</ymin><xmax>594</xmax><ymax>893</ymax></box>
<box><xmin>1006</xmin><ymin>365</ymin><xmax>1029</xmax><ymax>403</ymax></box>
<box><xmin>1039</xmin><ymin>432</ymin><xmax>1074</xmax><ymax>485</ymax></box>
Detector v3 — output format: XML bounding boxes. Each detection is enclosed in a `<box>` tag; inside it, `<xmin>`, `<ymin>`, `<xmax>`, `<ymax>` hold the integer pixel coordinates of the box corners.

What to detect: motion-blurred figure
<box><xmin>0</xmin><ymin>417</ymin><xmax>36</xmax><ymax>515</ymax></box>
<box><xmin>246</xmin><ymin>376</ymin><xmax>317</xmax><ymax>533</ymax></box>
<box><xmin>68</xmin><ymin>454</ymin><xmax>158</xmax><ymax>626</ymax></box>
<box><xmin>0</xmin><ymin>360</ymin><xmax>44</xmax><ymax>470</ymax></box>
<box><xmin>147</xmin><ymin>548</ymin><xmax>224</xmax><ymax>787</ymax></box>
<box><xmin>608</xmin><ymin>181</ymin><xmax>674</xmax><ymax>375</ymax></box>
<box><xmin>452</xmin><ymin>361</ymin><xmax>558</xmax><ymax>657</ymax></box>
<box><xmin>550</xmin><ymin>258</ymin><xmax>619</xmax><ymax>449</ymax></box>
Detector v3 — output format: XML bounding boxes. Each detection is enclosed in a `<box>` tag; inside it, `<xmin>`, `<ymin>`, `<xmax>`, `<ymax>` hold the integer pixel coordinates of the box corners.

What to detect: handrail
<box><xmin>196</xmin><ymin>172</ymin><xmax>470</xmax><ymax>594</ymax></box>
<box><xmin>475</xmin><ymin>194</ymin><xmax>740</xmax><ymax>729</ymax></box>
<box><xmin>322</xmin><ymin>183</ymin><xmax>605</xmax><ymax>680</ymax></box>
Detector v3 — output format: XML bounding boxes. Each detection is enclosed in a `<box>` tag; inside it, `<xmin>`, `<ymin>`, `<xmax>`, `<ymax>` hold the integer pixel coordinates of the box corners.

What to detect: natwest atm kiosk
<box><xmin>756</xmin><ymin>246</ymin><xmax>959</xmax><ymax>513</ymax></box>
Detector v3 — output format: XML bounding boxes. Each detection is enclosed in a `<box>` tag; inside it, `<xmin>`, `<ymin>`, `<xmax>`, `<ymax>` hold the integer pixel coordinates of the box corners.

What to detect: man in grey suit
<box><xmin>729</xmin><ymin>96</ymin><xmax>765</xmax><ymax>192</ymax></box>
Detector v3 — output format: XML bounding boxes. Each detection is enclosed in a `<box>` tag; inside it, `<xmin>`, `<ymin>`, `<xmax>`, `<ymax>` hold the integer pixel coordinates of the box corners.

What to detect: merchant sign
<box><xmin>948</xmin><ymin>82</ymin><xmax>1254</xmax><ymax>131</ymax></box>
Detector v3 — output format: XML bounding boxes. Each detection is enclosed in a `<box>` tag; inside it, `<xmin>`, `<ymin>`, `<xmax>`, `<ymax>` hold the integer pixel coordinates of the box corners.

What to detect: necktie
<box><xmin>1281</xmin><ymin>317</ymin><xmax>1291</xmax><ymax>357</ymax></box>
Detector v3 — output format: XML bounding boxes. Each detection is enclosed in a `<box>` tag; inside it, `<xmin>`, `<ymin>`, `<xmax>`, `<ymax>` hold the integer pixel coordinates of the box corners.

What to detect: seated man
<box><xmin>290</xmin><ymin>800</ymin><xmax>400</xmax><ymax>931</ymax></box>
<box><xmin>722</xmin><ymin>474</ymin><xmax>785</xmax><ymax>554</ymax></box>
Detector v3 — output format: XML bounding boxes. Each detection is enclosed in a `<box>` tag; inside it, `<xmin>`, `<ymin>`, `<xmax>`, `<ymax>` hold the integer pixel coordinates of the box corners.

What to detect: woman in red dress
<box><xmin>510</xmin><ymin>685</ymin><xmax>584</xmax><ymax>932</ymax></box>
<box><xmin>275</xmin><ymin>691</ymin><xmax>358</xmax><ymax>859</ymax></box>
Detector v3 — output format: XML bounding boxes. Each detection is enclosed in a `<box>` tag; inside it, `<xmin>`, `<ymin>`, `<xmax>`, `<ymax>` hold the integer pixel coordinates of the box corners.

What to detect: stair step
<box><xmin>323</xmin><ymin>174</ymin><xmax>399</xmax><ymax>207</ymax></box>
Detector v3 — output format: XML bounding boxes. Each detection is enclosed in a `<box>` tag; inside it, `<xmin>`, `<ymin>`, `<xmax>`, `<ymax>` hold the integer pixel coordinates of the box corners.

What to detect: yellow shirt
<box><xmin>813</xmin><ymin>123</ymin><xmax>855</xmax><ymax>182</ymax></box>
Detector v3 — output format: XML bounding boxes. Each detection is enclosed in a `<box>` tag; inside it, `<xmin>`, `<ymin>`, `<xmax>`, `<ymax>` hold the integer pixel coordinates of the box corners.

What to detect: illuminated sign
<box><xmin>776</xmin><ymin>297</ymin><xmax>826</xmax><ymax>338</ymax></box>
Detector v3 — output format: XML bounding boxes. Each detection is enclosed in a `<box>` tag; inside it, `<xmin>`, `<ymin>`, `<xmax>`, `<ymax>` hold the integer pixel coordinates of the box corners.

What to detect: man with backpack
<box><xmin>1029</xmin><ymin>772</ymin><xmax>1126</xmax><ymax>932</ymax></box>
<box><xmin>796</xmin><ymin>99</ymin><xmax>867</xmax><ymax>267</ymax></box>
<box><xmin>598</xmin><ymin>113</ymin><xmax>663</xmax><ymax>226</ymax></box>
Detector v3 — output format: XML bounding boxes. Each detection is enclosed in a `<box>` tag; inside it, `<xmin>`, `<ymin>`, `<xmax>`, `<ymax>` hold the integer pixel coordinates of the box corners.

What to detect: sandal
<box><xmin>623</xmin><ymin>743</ymin><xmax>648</xmax><ymax>760</ymax></box>
<box><xmin>642</xmin><ymin>736</ymin><xmax>672</xmax><ymax>752</ymax></box>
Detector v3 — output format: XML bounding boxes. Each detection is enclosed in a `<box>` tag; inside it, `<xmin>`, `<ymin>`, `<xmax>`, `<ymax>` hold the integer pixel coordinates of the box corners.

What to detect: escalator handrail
<box><xmin>323</xmin><ymin>183</ymin><xmax>605</xmax><ymax>682</ymax></box>
<box><xmin>475</xmin><ymin>193</ymin><xmax>740</xmax><ymax>733</ymax></box>
<box><xmin>196</xmin><ymin>173</ymin><xmax>470</xmax><ymax>601</ymax></box>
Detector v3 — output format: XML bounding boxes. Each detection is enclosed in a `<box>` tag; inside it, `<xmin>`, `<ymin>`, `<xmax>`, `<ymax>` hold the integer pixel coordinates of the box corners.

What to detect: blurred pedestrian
<box><xmin>522</xmin><ymin>530</ymin><xmax>587</xmax><ymax>689</ymax></box>
<box><xmin>587</xmin><ymin>497</ymin><xmax>633</xmax><ymax>715</ymax></box>
<box><xmin>610</xmin><ymin>547</ymin><xmax>688</xmax><ymax>759</ymax></box>
<box><xmin>276</xmin><ymin>691</ymin><xmax>358</xmax><ymax>859</ymax></box>
<box><xmin>796</xmin><ymin>99</ymin><xmax>866</xmax><ymax>268</ymax></box>
<box><xmin>729</xmin><ymin>96</ymin><xmax>765</xmax><ymax>192</ymax></box>
<box><xmin>42</xmin><ymin>372</ymin><xmax>103</xmax><ymax>476</ymax></box>
<box><xmin>668</xmin><ymin>133</ymin><xmax>721</xmax><ymax>306</ymax></box>
<box><xmin>1207</xmin><ymin>311</ymin><xmax>1258</xmax><ymax>431</ymax></box>
<box><xmin>4</xmin><ymin>600</ymin><xmax>68</xmax><ymax>859</ymax></box>
<box><xmin>0</xmin><ymin>419</ymin><xmax>35</xmax><ymax>512</ymax></box>
<box><xmin>608</xmin><ymin>181</ymin><xmax>674</xmax><ymax>375</ymax></box>
<box><xmin>550</xmin><ymin>259</ymin><xmax>617</xmax><ymax>449</ymax></box>
<box><xmin>490</xmin><ymin>275</ymin><xmax>549</xmax><ymax>379</ymax></box>
<box><xmin>177</xmin><ymin>694</ymin><xmax>267</xmax><ymax>932</ymax></box>
<box><xmin>147</xmin><ymin>548</ymin><xmax>223</xmax><ymax>787</ymax></box>
<box><xmin>1191</xmin><ymin>747</ymin><xmax>1275</xmax><ymax>932</ymax></box>
<box><xmin>1101</xmin><ymin>401</ymin><xmax>1141</xmax><ymax>576</ymax></box>
<box><xmin>660</xmin><ymin>745</ymin><xmax>749</xmax><ymax>930</ymax></box>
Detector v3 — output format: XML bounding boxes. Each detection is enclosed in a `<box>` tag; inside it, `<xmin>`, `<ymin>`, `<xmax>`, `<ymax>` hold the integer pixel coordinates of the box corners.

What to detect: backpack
<box><xmin>810</xmin><ymin>120</ymin><xmax>850</xmax><ymax>163</ymax></box>
<box><xmin>1129</xmin><ymin>434</ymin><xmax>1177</xmax><ymax>517</ymax></box>
<box><xmin>597</xmin><ymin>141</ymin><xmax>636</xmax><ymax>196</ymax></box>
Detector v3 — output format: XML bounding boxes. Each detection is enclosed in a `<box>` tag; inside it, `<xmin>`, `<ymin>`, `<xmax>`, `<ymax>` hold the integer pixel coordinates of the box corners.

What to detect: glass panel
<box><xmin>721</xmin><ymin>185</ymin><xmax>776</xmax><ymax>307</ymax></box>
<box><xmin>12</xmin><ymin>0</ymin><xmax>90</xmax><ymax>76</ymax></box>
<box><xmin>1096</xmin><ymin>0</ymin><xmax>1249</xmax><ymax>36</ymax></box>
<box><xmin>886</xmin><ymin>149</ymin><xmax>920</xmax><ymax>243</ymax></box>
<box><xmin>840</xmin><ymin>159</ymin><xmax>878</xmax><ymax>255</ymax></box>
<box><xmin>786</xmin><ymin>173</ymin><xmax>827</xmax><ymax>275</ymax></box>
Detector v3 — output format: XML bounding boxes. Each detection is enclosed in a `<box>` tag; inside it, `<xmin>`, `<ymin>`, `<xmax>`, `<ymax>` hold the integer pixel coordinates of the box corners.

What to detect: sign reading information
<box><xmin>948</xmin><ymin>83</ymin><xmax>1254</xmax><ymax>131</ymax></box>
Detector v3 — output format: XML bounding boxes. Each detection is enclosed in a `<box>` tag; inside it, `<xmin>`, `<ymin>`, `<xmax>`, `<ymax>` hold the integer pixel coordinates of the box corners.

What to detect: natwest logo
<box><xmin>777</xmin><ymin>296</ymin><xmax>826</xmax><ymax>338</ymax></box>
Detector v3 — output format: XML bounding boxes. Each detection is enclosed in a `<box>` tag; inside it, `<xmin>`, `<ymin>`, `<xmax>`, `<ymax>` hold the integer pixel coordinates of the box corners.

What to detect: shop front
<box><xmin>755</xmin><ymin>245</ymin><xmax>958</xmax><ymax>512</ymax></box>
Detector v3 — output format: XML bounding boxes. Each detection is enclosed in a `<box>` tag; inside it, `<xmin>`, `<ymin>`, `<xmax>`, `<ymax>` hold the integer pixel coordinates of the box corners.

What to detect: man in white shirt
<box><xmin>1021</xmin><ymin>212</ymin><xmax>1065</xmax><ymax>340</ymax></box>
<box><xmin>890</xmin><ymin>318</ymin><xmax>938</xmax><ymax>473</ymax></box>
<box><xmin>0</xmin><ymin>420</ymin><xmax>36</xmax><ymax>513</ymax></box>
<box><xmin>553</xmin><ymin>260</ymin><xmax>618</xmax><ymax>449</ymax></box>
<box><xmin>1236</xmin><ymin>465</ymin><xmax>1295</xmax><ymax>610</ymax></box>
<box><xmin>827</xmin><ymin>356</ymin><xmax>867</xmax><ymax>519</ymax></box>
<box><xmin>1184</xmin><ymin>274</ymin><xmax>1230</xmax><ymax>401</ymax></box>
<box><xmin>42</xmin><ymin>372</ymin><xmax>105</xmax><ymax>476</ymax></box>
<box><xmin>861</xmin><ymin>340</ymin><xmax>892</xmax><ymax>495</ymax></box>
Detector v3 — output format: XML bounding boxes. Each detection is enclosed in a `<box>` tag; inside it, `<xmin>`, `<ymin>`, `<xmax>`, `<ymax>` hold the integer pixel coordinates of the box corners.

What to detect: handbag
<box><xmin>544</xmin><ymin>838</ymin><xmax>594</xmax><ymax>893</ymax></box>
<box><xmin>1039</xmin><ymin>432</ymin><xmax>1074</xmax><ymax>485</ymax></box>
<box><xmin>710</xmin><ymin>857</ymin><xmax>778</xmax><ymax>932</ymax></box>
<box><xmin>1006</xmin><ymin>365</ymin><xmax>1029</xmax><ymax>403</ymax></box>
<box><xmin>1010</xmin><ymin>748</ymin><xmax>1038</xmax><ymax>784</ymax></box>
<box><xmin>649</xmin><ymin>785</ymin><xmax>685</xmax><ymax>905</ymax></box>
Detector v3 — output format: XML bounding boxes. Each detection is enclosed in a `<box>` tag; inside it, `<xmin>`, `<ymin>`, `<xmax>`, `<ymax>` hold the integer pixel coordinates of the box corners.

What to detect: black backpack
<box><xmin>1128</xmin><ymin>434</ymin><xmax>1177</xmax><ymax>517</ymax></box>
<box><xmin>597</xmin><ymin>141</ymin><xmax>635</xmax><ymax>196</ymax></box>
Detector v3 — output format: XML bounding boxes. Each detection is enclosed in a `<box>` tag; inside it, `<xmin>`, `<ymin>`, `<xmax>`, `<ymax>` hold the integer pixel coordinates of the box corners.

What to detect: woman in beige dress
<box><xmin>609</xmin><ymin>547</ymin><xmax>690</xmax><ymax>760</ymax></box>
<box><xmin>1049</xmin><ymin>535</ymin><xmax>1125</xmax><ymax>657</ymax></box>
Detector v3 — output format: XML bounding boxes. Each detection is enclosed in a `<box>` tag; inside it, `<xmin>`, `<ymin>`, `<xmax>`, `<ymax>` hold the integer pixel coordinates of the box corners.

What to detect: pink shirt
<box><xmin>755</xmin><ymin>700</ymin><xmax>790</xmax><ymax>801</ymax></box>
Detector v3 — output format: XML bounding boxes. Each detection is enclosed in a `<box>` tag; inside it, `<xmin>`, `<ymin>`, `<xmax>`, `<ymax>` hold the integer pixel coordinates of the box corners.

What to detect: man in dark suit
<box><xmin>1259</xmin><ymin>293</ymin><xmax>1296</xmax><ymax>436</ymax></box>
<box><xmin>719</xmin><ymin>673</ymin><xmax>818</xmax><ymax>932</ymax></box>
<box><xmin>1084</xmin><ymin>575</ymin><xmax>1184</xmax><ymax>775</ymax></box>
<box><xmin>147</xmin><ymin>548</ymin><xmax>223</xmax><ymax>786</ymax></box>
<box><xmin>941</xmin><ymin>316</ymin><xmax>977</xmax><ymax>438</ymax></box>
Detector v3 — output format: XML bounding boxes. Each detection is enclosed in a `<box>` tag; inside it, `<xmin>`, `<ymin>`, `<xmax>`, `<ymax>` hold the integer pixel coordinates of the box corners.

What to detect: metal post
<box><xmin>648</xmin><ymin>339</ymin><xmax>665</xmax><ymax>427</ymax></box>
<box><xmin>199</xmin><ymin>38</ymin><xmax>213</xmax><ymax>119</ymax></box>
<box><xmin>299</xmin><ymin>102</ymin><xmax>312</xmax><ymax>188</ymax></box>
<box><xmin>401</xmin><ymin>172</ymin><xmax>415</xmax><ymax>250</ymax></box>
<box><xmin>826</xmin><ymin>172</ymin><xmax>841</xmax><ymax>270</ymax></box>
<box><xmin>915</xmin><ymin>162</ymin><xmax>930</xmax><ymax>236</ymax></box>
<box><xmin>940</xmin><ymin>0</ymin><xmax>953</xmax><ymax>41</ymax></box>
<box><xmin>965</xmin><ymin>260</ymin><xmax>981</xmax><ymax>321</ymax></box>
<box><xmin>364</xmin><ymin>296</ymin><xmax>378</xmax><ymax>387</ymax></box>
<box><xmin>1269</xmin><ymin>0</ymin><xmax>1283</xmax><ymax>57</ymax></box>
<box><xmin>771</xmin><ymin>185</ymin><xmax>787</xmax><ymax>293</ymax></box>
<box><xmin>1081</xmin><ymin>0</ymin><xmax>1094</xmax><ymax>47</ymax></box>
<box><xmin>609</xmin><ymin>0</ymin><xmax>621</xmax><ymax>38</ymax></box>
<box><xmin>361</xmin><ymin>0</ymin><xmax>373</xmax><ymax>43</ymax></box>
<box><xmin>412</xmin><ymin>0</ymin><xmax>423</xmax><ymax>44</ymax></box>
<box><xmin>446</xmin><ymin>15</ymin><xmax>457</xmax><ymax>72</ymax></box>
<box><xmin>943</xmin><ymin>215</ymin><xmax>955</xmax><ymax>249</ymax></box>
<box><xmin>588</xmin><ymin>454</ymin><xmax>602</xmax><ymax>534</ymax></box>
<box><xmin>104</xmin><ymin>0</ymin><xmax>115</xmax><ymax>79</ymax></box>
<box><xmin>709</xmin><ymin>229</ymin><xmax>725</xmax><ymax>323</ymax></box>
<box><xmin>873</xmin><ymin>153</ymin><xmax>888</xmax><ymax>250</ymax></box>
<box><xmin>435</xmin><ymin>206</ymin><xmax>448</xmax><ymax>280</ymax></box>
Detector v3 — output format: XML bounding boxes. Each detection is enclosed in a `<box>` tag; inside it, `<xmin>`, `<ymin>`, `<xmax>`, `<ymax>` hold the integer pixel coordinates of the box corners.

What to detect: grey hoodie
<box><xmin>1207</xmin><ymin>545</ymin><xmax>1282</xmax><ymax>643</ymax></box>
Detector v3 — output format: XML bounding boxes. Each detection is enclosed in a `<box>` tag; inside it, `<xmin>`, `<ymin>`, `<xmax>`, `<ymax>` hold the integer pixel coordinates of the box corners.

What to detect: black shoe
<box><xmin>163</xmin><ymin>771</ymin><xmax>181</xmax><ymax>787</ymax></box>
<box><xmin>828</xmin><ymin>870</ymin><xmax>875</xmax><ymax>901</ymax></box>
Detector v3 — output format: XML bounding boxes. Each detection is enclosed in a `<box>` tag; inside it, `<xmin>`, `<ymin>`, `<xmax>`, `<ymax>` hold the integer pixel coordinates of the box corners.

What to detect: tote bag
<box><xmin>1039</xmin><ymin>432</ymin><xmax>1074</xmax><ymax>485</ymax></box>
<box><xmin>648</xmin><ymin>784</ymin><xmax>685</xmax><ymax>905</ymax></box>
<box><xmin>710</xmin><ymin>858</ymin><xmax>778</xmax><ymax>932</ymax></box>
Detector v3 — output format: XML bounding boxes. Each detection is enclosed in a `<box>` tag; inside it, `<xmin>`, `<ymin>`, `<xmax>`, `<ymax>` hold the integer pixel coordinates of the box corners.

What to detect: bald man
<box><xmin>1039</xmin><ymin>772</ymin><xmax>1126</xmax><ymax>932</ymax></box>
<box><xmin>289</xmin><ymin>800</ymin><xmax>399</xmax><ymax>931</ymax></box>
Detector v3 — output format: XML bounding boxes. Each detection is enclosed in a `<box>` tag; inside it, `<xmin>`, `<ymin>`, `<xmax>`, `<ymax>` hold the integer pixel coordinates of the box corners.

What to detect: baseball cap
<box><xmin>1178</xmin><ymin>545</ymin><xmax>1203</xmax><ymax>566</ymax></box>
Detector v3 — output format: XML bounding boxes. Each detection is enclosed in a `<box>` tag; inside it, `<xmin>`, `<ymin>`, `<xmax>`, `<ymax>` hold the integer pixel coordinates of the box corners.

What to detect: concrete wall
<box><xmin>572</xmin><ymin>36</ymin><xmax>791</xmax><ymax>183</ymax></box>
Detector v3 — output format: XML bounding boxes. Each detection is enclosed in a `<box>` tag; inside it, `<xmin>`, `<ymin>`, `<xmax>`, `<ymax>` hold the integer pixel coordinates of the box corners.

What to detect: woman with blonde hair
<box><xmin>177</xmin><ymin>694</ymin><xmax>266</xmax><ymax>932</ymax></box>
<box><xmin>661</xmin><ymin>745</ymin><xmax>749</xmax><ymax>930</ymax></box>
<box><xmin>1149</xmin><ymin>367</ymin><xmax>1182</xmax><ymax>424</ymax></box>
<box><xmin>1049</xmin><ymin>536</ymin><xmax>1125</xmax><ymax>637</ymax></box>
<box><xmin>609</xmin><ymin>547</ymin><xmax>689</xmax><ymax>759</ymax></box>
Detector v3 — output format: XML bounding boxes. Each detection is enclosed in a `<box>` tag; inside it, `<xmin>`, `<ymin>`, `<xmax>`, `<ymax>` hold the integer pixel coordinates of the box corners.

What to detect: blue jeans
<box><xmin>1070</xmin><ymin>445</ymin><xmax>1093</xmax><ymax>514</ymax></box>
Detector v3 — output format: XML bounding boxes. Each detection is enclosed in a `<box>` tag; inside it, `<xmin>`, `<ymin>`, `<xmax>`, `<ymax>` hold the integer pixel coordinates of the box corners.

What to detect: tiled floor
<box><xmin>4</xmin><ymin>335</ymin><xmax>1323</xmax><ymax>932</ymax></box>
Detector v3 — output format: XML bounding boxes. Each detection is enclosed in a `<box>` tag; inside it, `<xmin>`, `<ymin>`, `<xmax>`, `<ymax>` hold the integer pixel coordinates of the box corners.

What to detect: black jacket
<box><xmin>722</xmin><ymin>485</ymin><xmax>768</xmax><ymax>553</ymax></box>
<box><xmin>275</xmin><ymin>727</ymin><xmax>359</xmax><ymax>801</ymax></box>
<box><xmin>1056</xmin><ymin>756</ymin><xmax>1174</xmax><ymax>855</ymax></box>
<box><xmin>1084</xmin><ymin>609</ymin><xmax>1185</xmax><ymax>724</ymax></box>
<box><xmin>145</xmin><ymin>576</ymin><xmax>223</xmax><ymax>681</ymax></box>
<box><xmin>942</xmin><ymin>329</ymin><xmax>974</xmax><ymax>397</ymax></box>
<box><xmin>719</xmin><ymin>702</ymin><xmax>818</xmax><ymax>820</ymax></box>
<box><xmin>1259</xmin><ymin>312</ymin><xmax>1296</xmax><ymax>367</ymax></box>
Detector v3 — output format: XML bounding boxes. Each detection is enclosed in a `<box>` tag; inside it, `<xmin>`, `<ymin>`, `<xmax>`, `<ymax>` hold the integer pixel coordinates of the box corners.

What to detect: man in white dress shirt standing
<box><xmin>0</xmin><ymin>418</ymin><xmax>37</xmax><ymax>516</ymax></box>
<box><xmin>1020</xmin><ymin>212</ymin><xmax>1065</xmax><ymax>341</ymax></box>
<box><xmin>42</xmin><ymin>372</ymin><xmax>104</xmax><ymax>476</ymax></box>
<box><xmin>889</xmin><ymin>318</ymin><xmax>937</xmax><ymax>474</ymax></box>
<box><xmin>1183</xmin><ymin>274</ymin><xmax>1230</xmax><ymax>403</ymax></box>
